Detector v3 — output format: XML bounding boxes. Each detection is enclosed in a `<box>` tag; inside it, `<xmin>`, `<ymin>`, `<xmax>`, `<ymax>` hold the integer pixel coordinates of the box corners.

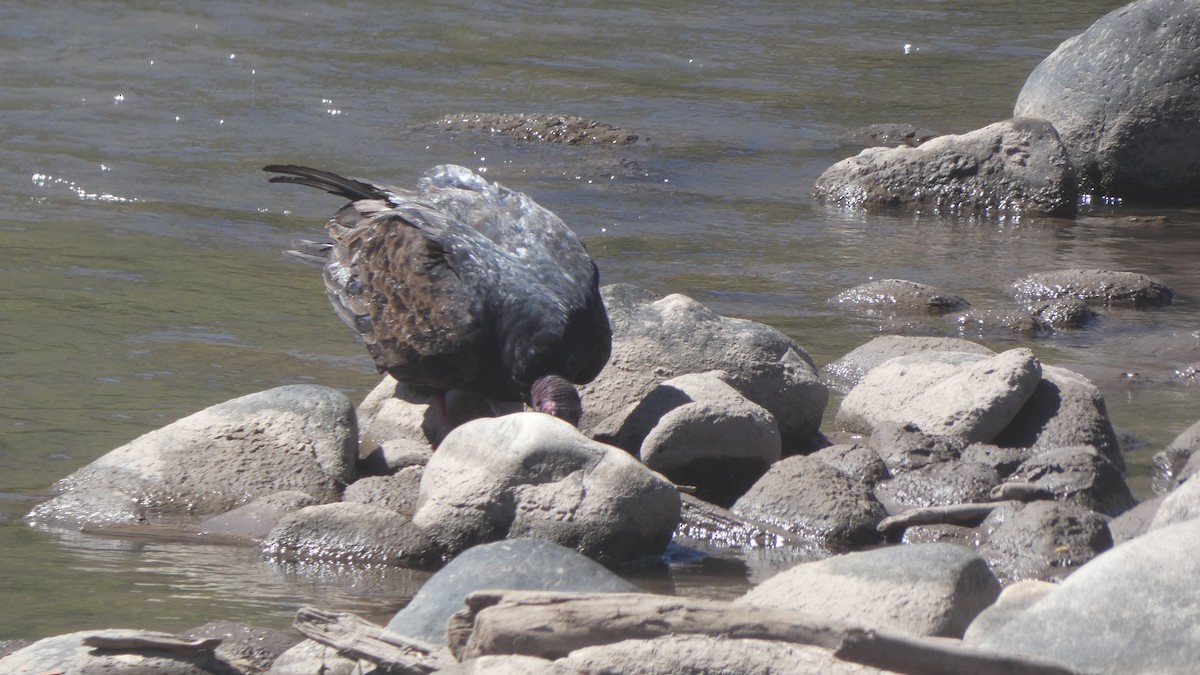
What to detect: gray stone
<box><xmin>977</xmin><ymin>501</ymin><xmax>1112</xmax><ymax>584</ymax></box>
<box><xmin>386</xmin><ymin>538</ymin><xmax>638</xmax><ymax>646</ymax></box>
<box><xmin>358</xmin><ymin>438</ymin><xmax>432</xmax><ymax>477</ymax></box>
<box><xmin>1013</xmin><ymin>269</ymin><xmax>1174</xmax><ymax>307</ymax></box>
<box><xmin>1014</xmin><ymin>0</ymin><xmax>1200</xmax><ymax>203</ymax></box>
<box><xmin>830</xmin><ymin>279</ymin><xmax>970</xmax><ymax>315</ymax></box>
<box><xmin>438</xmin><ymin>655</ymin><xmax>573</xmax><ymax>674</ymax></box>
<box><xmin>836</xmin><ymin>349</ymin><xmax>1042</xmax><ymax>445</ymax></box>
<box><xmin>357</xmin><ymin>375</ymin><xmax>517</xmax><ymax>453</ymax></box>
<box><xmin>27</xmin><ymin>385</ymin><xmax>357</xmax><ymax>526</ymax></box>
<box><xmin>597</xmin><ymin>372</ymin><xmax>781</xmax><ymax>506</ymax></box>
<box><xmin>581</xmin><ymin>284</ymin><xmax>828</xmax><ymax>453</ymax></box>
<box><xmin>813</xmin><ymin>117</ymin><xmax>1077</xmax><ymax>217</ymax></box>
<box><xmin>736</xmin><ymin>543</ymin><xmax>1000</xmax><ymax>638</ymax></box>
<box><xmin>959</xmin><ymin>443</ymin><xmax>1032</xmax><ymax>478</ymax></box>
<box><xmin>810</xmin><ymin>443</ymin><xmax>889</xmax><ymax>487</ymax></box>
<box><xmin>867</xmin><ymin>422</ymin><xmax>965</xmax><ymax>475</ymax></box>
<box><xmin>947</xmin><ymin>297</ymin><xmax>1096</xmax><ymax>336</ymax></box>
<box><xmin>1003</xmin><ymin>446</ymin><xmax>1135</xmax><ymax>517</ymax></box>
<box><xmin>343</xmin><ymin>466</ymin><xmax>424</xmax><ymax>518</ymax></box>
<box><xmin>993</xmin><ymin>364</ymin><xmax>1124</xmax><ymax>472</ymax></box>
<box><xmin>1148</xmin><ymin>476</ymin><xmax>1200</xmax><ymax>530</ymax></box>
<box><xmin>975</xmin><ymin>517</ymin><xmax>1200</xmax><ymax>673</ymax></box>
<box><xmin>0</xmin><ymin>629</ymin><xmax>238</xmax><ymax>674</ymax></box>
<box><xmin>821</xmin><ymin>335</ymin><xmax>994</xmax><ymax>394</ymax></box>
<box><xmin>1108</xmin><ymin>494</ymin><xmax>1163</xmax><ymax>544</ymax></box>
<box><xmin>732</xmin><ymin>456</ymin><xmax>886</xmax><ymax>550</ymax></box>
<box><xmin>267</xmin><ymin>638</ymin><xmax>359</xmax><ymax>674</ymax></box>
<box><xmin>264</xmin><ymin>501</ymin><xmax>442</xmax><ymax>568</ymax></box>
<box><xmin>411</xmin><ymin>413</ymin><xmax>680</xmax><ymax>567</ymax></box>
<box><xmin>196</xmin><ymin>491</ymin><xmax>317</xmax><ymax>542</ymax></box>
<box><xmin>873</xmin><ymin>461</ymin><xmax>1000</xmax><ymax>513</ymax></box>
<box><xmin>962</xmin><ymin>579</ymin><xmax>1058</xmax><ymax>644</ymax></box>
<box><xmin>560</xmin><ymin>635</ymin><xmax>890</xmax><ymax>674</ymax></box>
<box><xmin>184</xmin><ymin>621</ymin><xmax>297</xmax><ymax>675</ymax></box>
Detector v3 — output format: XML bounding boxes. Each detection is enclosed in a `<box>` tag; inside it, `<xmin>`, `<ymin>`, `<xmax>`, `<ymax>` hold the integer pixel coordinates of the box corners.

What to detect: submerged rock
<box><xmin>813</xmin><ymin>117</ymin><xmax>1077</xmax><ymax>217</ymax></box>
<box><xmin>1013</xmin><ymin>268</ymin><xmax>1174</xmax><ymax>307</ymax></box>
<box><xmin>421</xmin><ymin>113</ymin><xmax>640</xmax><ymax>146</ymax></box>
<box><xmin>831</xmin><ymin>279</ymin><xmax>970</xmax><ymax>315</ymax></box>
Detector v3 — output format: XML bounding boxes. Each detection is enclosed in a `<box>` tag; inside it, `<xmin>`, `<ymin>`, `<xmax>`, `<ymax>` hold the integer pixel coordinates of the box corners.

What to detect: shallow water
<box><xmin>3</xmin><ymin>0</ymin><xmax>1196</xmax><ymax>641</ymax></box>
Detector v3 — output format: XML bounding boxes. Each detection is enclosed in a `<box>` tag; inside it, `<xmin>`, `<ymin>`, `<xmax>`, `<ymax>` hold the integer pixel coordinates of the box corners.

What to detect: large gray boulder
<box><xmin>974</xmin><ymin>517</ymin><xmax>1200</xmax><ymax>673</ymax></box>
<box><xmin>813</xmin><ymin>117</ymin><xmax>1077</xmax><ymax>217</ymax></box>
<box><xmin>0</xmin><ymin>629</ymin><xmax>238</xmax><ymax>674</ymax></box>
<box><xmin>731</xmin><ymin>455</ymin><xmax>886</xmax><ymax>550</ymax></box>
<box><xmin>27</xmin><ymin>385</ymin><xmax>357</xmax><ymax>527</ymax></box>
<box><xmin>1014</xmin><ymin>0</ymin><xmax>1200</xmax><ymax>203</ymax></box>
<box><xmin>594</xmin><ymin>372</ymin><xmax>781</xmax><ymax>506</ymax></box>
<box><xmin>736</xmin><ymin>543</ymin><xmax>1001</xmax><ymax>639</ymax></box>
<box><xmin>836</xmin><ymin>349</ymin><xmax>1042</xmax><ymax>444</ymax></box>
<box><xmin>581</xmin><ymin>284</ymin><xmax>828</xmax><ymax>453</ymax></box>
<box><xmin>977</xmin><ymin>501</ymin><xmax>1113</xmax><ymax>584</ymax></box>
<box><xmin>386</xmin><ymin>538</ymin><xmax>639</xmax><ymax>646</ymax></box>
<box><xmin>411</xmin><ymin>413</ymin><xmax>680</xmax><ymax>567</ymax></box>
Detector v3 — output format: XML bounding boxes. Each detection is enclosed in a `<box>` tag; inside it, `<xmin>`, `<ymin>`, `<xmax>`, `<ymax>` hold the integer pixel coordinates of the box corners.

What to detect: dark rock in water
<box><xmin>26</xmin><ymin>385</ymin><xmax>357</xmax><ymax>526</ymax></box>
<box><xmin>736</xmin><ymin>543</ymin><xmax>1001</xmax><ymax>639</ymax></box>
<box><xmin>421</xmin><ymin>113</ymin><xmax>640</xmax><ymax>146</ymax></box>
<box><xmin>830</xmin><ymin>278</ymin><xmax>970</xmax><ymax>315</ymax></box>
<box><xmin>582</xmin><ymin>284</ymin><xmax>828</xmax><ymax>454</ymax></box>
<box><xmin>411</xmin><ymin>413</ymin><xmax>680</xmax><ymax>568</ymax></box>
<box><xmin>873</xmin><ymin>461</ymin><xmax>1000</xmax><ymax>513</ymax></box>
<box><xmin>1014</xmin><ymin>0</ymin><xmax>1200</xmax><ymax>203</ymax></box>
<box><xmin>848</xmin><ymin>123</ymin><xmax>938</xmax><ymax>147</ymax></box>
<box><xmin>977</xmin><ymin>500</ymin><xmax>1112</xmax><ymax>584</ymax></box>
<box><xmin>265</xmin><ymin>164</ymin><xmax>612</xmax><ymax>432</ymax></box>
<box><xmin>385</xmin><ymin>538</ymin><xmax>639</xmax><ymax>646</ymax></box>
<box><xmin>732</xmin><ymin>455</ymin><xmax>886</xmax><ymax>550</ymax></box>
<box><xmin>947</xmin><ymin>297</ymin><xmax>1096</xmax><ymax>336</ymax></box>
<box><xmin>1001</xmin><ymin>446</ymin><xmax>1135</xmax><ymax>517</ymax></box>
<box><xmin>264</xmin><ymin>501</ymin><xmax>443</xmax><ymax>569</ymax></box>
<box><xmin>1013</xmin><ymin>268</ymin><xmax>1174</xmax><ymax>307</ymax></box>
<box><xmin>813</xmin><ymin>117</ymin><xmax>1077</xmax><ymax>217</ymax></box>
<box><xmin>973</xmin><ymin>518</ymin><xmax>1200</xmax><ymax>673</ymax></box>
<box><xmin>197</xmin><ymin>490</ymin><xmax>317</xmax><ymax>542</ymax></box>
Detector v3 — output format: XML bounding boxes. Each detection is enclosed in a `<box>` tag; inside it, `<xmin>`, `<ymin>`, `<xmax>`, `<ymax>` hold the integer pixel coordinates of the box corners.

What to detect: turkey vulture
<box><xmin>265</xmin><ymin>164</ymin><xmax>612</xmax><ymax>434</ymax></box>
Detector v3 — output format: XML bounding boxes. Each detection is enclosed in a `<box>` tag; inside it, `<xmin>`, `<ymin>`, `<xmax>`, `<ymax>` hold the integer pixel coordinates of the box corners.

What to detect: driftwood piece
<box><xmin>81</xmin><ymin>631</ymin><xmax>221</xmax><ymax>655</ymax></box>
<box><xmin>877</xmin><ymin>502</ymin><xmax>1004</xmax><ymax>534</ymax></box>
<box><xmin>294</xmin><ymin>606</ymin><xmax>455</xmax><ymax>674</ymax></box>
<box><xmin>454</xmin><ymin>590</ymin><xmax>1087</xmax><ymax>675</ymax></box>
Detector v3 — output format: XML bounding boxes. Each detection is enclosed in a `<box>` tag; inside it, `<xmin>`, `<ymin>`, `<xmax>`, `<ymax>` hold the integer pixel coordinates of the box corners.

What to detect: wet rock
<box><xmin>959</xmin><ymin>443</ymin><xmax>1032</xmax><ymax>479</ymax></box>
<box><xmin>264</xmin><ymin>501</ymin><xmax>443</xmax><ymax>568</ymax></box>
<box><xmin>873</xmin><ymin>461</ymin><xmax>1000</xmax><ymax>513</ymax></box>
<box><xmin>560</xmin><ymin>635</ymin><xmax>887</xmax><ymax>674</ymax></box>
<box><xmin>901</xmin><ymin>523</ymin><xmax>977</xmax><ymax>547</ymax></box>
<box><xmin>1013</xmin><ymin>0</ymin><xmax>1200</xmax><ymax>203</ymax></box>
<box><xmin>1000</xmin><ymin>446</ymin><xmax>1135</xmax><ymax>517</ymax></box>
<box><xmin>809</xmin><ymin>443</ymin><xmax>890</xmax><ymax>487</ymax></box>
<box><xmin>820</xmin><ymin>335</ymin><xmax>994</xmax><ymax>394</ymax></box>
<box><xmin>1013</xmin><ymin>268</ymin><xmax>1174</xmax><ymax>307</ymax></box>
<box><xmin>993</xmin><ymin>365</ymin><xmax>1124</xmax><ymax>472</ymax></box>
<box><xmin>27</xmin><ymin>385</ymin><xmax>357</xmax><ymax>526</ymax></box>
<box><xmin>581</xmin><ymin>284</ymin><xmax>828</xmax><ymax>454</ymax></box>
<box><xmin>731</xmin><ymin>456</ymin><xmax>886</xmax><ymax>550</ymax></box>
<box><xmin>962</xmin><ymin>579</ymin><xmax>1057</xmax><ymax>643</ymax></box>
<box><xmin>0</xmin><ymin>629</ymin><xmax>238</xmax><ymax>674</ymax></box>
<box><xmin>830</xmin><ymin>279</ymin><xmax>970</xmax><ymax>315</ymax></box>
<box><xmin>849</xmin><ymin>122</ymin><xmax>938</xmax><ymax>147</ymax></box>
<box><xmin>1152</xmin><ymin>420</ymin><xmax>1200</xmax><ymax>491</ymax></box>
<box><xmin>184</xmin><ymin>621</ymin><xmax>297</xmax><ymax>674</ymax></box>
<box><xmin>836</xmin><ymin>349</ymin><xmax>1042</xmax><ymax>445</ymax></box>
<box><xmin>343</xmin><ymin>466</ymin><xmax>423</xmax><ymax>518</ymax></box>
<box><xmin>977</xmin><ymin>500</ymin><xmax>1112</xmax><ymax>584</ymax></box>
<box><xmin>947</xmin><ymin>297</ymin><xmax>1096</xmax><ymax>336</ymax></box>
<box><xmin>386</xmin><ymin>538</ymin><xmax>638</xmax><ymax>646</ymax></box>
<box><xmin>197</xmin><ymin>491</ymin><xmax>318</xmax><ymax>542</ymax></box>
<box><xmin>594</xmin><ymin>372</ymin><xmax>780</xmax><ymax>506</ymax></box>
<box><xmin>411</xmin><ymin>413</ymin><xmax>680</xmax><ymax>568</ymax></box>
<box><xmin>867</xmin><ymin>422</ymin><xmax>965</xmax><ymax>475</ymax></box>
<box><xmin>268</xmin><ymin>638</ymin><xmax>359</xmax><ymax>675</ymax></box>
<box><xmin>736</xmin><ymin>543</ymin><xmax>1001</xmax><ymax>638</ymax></box>
<box><xmin>813</xmin><ymin>117</ymin><xmax>1077</xmax><ymax>217</ymax></box>
<box><xmin>973</xmin><ymin>517</ymin><xmax>1200</xmax><ymax>673</ymax></box>
<box><xmin>422</xmin><ymin>113</ymin><xmax>640</xmax><ymax>146</ymax></box>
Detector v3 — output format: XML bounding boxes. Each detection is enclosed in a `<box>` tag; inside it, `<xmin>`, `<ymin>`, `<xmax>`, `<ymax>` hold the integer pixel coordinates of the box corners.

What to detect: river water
<box><xmin>3</xmin><ymin>0</ymin><xmax>1196</xmax><ymax>642</ymax></box>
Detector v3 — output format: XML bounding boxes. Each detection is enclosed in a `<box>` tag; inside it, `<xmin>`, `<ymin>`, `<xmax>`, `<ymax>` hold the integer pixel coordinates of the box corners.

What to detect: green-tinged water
<box><xmin>3</xmin><ymin>0</ymin><xmax>1196</xmax><ymax>641</ymax></box>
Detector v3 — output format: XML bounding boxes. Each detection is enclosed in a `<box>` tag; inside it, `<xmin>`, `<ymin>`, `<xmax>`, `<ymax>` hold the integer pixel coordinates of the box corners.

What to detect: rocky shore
<box><xmin>8</xmin><ymin>0</ymin><xmax>1200</xmax><ymax>673</ymax></box>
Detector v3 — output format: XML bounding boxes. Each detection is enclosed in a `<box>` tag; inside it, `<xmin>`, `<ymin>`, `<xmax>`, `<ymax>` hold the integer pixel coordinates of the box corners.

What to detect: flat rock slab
<box><xmin>736</xmin><ymin>543</ymin><xmax>1001</xmax><ymax>639</ymax></box>
<box><xmin>813</xmin><ymin>117</ymin><xmax>1077</xmax><ymax>217</ymax></box>
<box><xmin>0</xmin><ymin>629</ymin><xmax>236</xmax><ymax>674</ymax></box>
<box><xmin>836</xmin><ymin>349</ymin><xmax>1042</xmax><ymax>444</ymax></box>
<box><xmin>560</xmin><ymin>635</ymin><xmax>891</xmax><ymax>674</ymax></box>
<box><xmin>975</xmin><ymin>517</ymin><xmax>1200</xmax><ymax>673</ymax></box>
<box><xmin>264</xmin><ymin>501</ymin><xmax>442</xmax><ymax>568</ymax></box>
<box><xmin>386</xmin><ymin>538</ymin><xmax>639</xmax><ymax>646</ymax></box>
<box><xmin>821</xmin><ymin>336</ymin><xmax>995</xmax><ymax>395</ymax></box>
<box><xmin>1013</xmin><ymin>269</ymin><xmax>1174</xmax><ymax>307</ymax></box>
